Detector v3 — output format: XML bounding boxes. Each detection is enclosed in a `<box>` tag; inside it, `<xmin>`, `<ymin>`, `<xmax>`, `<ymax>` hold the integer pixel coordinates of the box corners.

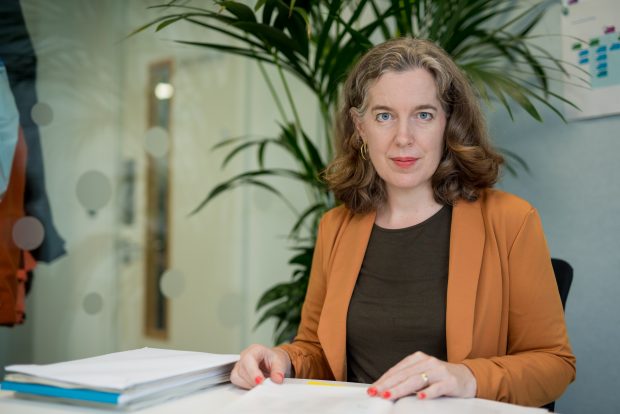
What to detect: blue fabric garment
<box><xmin>0</xmin><ymin>59</ymin><xmax>19</xmax><ymax>198</ymax></box>
<box><xmin>0</xmin><ymin>0</ymin><xmax>66</xmax><ymax>262</ymax></box>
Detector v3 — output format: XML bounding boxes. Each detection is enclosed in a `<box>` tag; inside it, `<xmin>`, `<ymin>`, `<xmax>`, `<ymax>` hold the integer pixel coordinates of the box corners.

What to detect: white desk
<box><xmin>0</xmin><ymin>381</ymin><xmax>550</xmax><ymax>414</ymax></box>
<box><xmin>0</xmin><ymin>383</ymin><xmax>245</xmax><ymax>413</ymax></box>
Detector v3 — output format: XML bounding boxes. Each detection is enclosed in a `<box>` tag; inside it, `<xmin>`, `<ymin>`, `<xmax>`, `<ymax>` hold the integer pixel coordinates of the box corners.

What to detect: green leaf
<box><xmin>174</xmin><ymin>40</ymin><xmax>274</xmax><ymax>64</ymax></box>
<box><xmin>256</xmin><ymin>283</ymin><xmax>291</xmax><ymax>310</ymax></box>
<box><xmin>254</xmin><ymin>0</ymin><xmax>267</xmax><ymax>12</ymax></box>
<box><xmin>220</xmin><ymin>1</ymin><xmax>257</xmax><ymax>23</ymax></box>
<box><xmin>301</xmin><ymin>131</ymin><xmax>325</xmax><ymax>173</ymax></box>
<box><xmin>290</xmin><ymin>202</ymin><xmax>326</xmax><ymax>237</ymax></box>
<box><xmin>189</xmin><ymin>172</ymin><xmax>298</xmax><ymax>215</ymax></box>
<box><xmin>277</xmin><ymin>123</ymin><xmax>314</xmax><ymax>179</ymax></box>
<box><xmin>211</xmin><ymin>135</ymin><xmax>247</xmax><ymax>151</ymax></box>
<box><xmin>312</xmin><ymin>0</ymin><xmax>342</xmax><ymax>71</ymax></box>
<box><xmin>275</xmin><ymin>322</ymin><xmax>298</xmax><ymax>344</ymax></box>
<box><xmin>183</xmin><ymin>17</ymin><xmax>266</xmax><ymax>49</ymax></box>
<box><xmin>491</xmin><ymin>75</ymin><xmax>542</xmax><ymax>121</ymax></box>
<box><xmin>288</xmin><ymin>249</ymin><xmax>312</xmax><ymax>268</ymax></box>
<box><xmin>254</xmin><ymin>300</ymin><xmax>291</xmax><ymax>328</ymax></box>
<box><xmin>286</xmin><ymin>8</ymin><xmax>310</xmax><ymax>58</ymax></box>
<box><xmin>261</xmin><ymin>0</ymin><xmax>276</xmax><ymax>25</ymax></box>
<box><xmin>486</xmin><ymin>76</ymin><xmax>514</xmax><ymax>121</ymax></box>
<box><xmin>499</xmin><ymin>148</ymin><xmax>530</xmax><ymax>174</ymax></box>
<box><xmin>368</xmin><ymin>0</ymin><xmax>391</xmax><ymax>39</ymax></box>
<box><xmin>125</xmin><ymin>15</ymin><xmax>175</xmax><ymax>38</ymax></box>
<box><xmin>156</xmin><ymin>16</ymin><xmax>183</xmax><ymax>31</ymax></box>
<box><xmin>231</xmin><ymin>21</ymin><xmax>310</xmax><ymax>77</ymax></box>
<box><xmin>220</xmin><ymin>138</ymin><xmax>279</xmax><ymax>168</ymax></box>
<box><xmin>257</xmin><ymin>139</ymin><xmax>269</xmax><ymax>169</ymax></box>
<box><xmin>233</xmin><ymin>21</ymin><xmax>297</xmax><ymax>55</ymax></box>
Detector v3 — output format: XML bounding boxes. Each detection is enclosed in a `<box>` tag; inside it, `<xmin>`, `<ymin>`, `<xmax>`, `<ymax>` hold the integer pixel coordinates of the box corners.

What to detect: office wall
<box><xmin>488</xmin><ymin>4</ymin><xmax>620</xmax><ymax>413</ymax></box>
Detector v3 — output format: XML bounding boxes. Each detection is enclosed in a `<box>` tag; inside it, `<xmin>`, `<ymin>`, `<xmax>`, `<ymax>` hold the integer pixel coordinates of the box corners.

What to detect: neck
<box><xmin>375</xmin><ymin>185</ymin><xmax>443</xmax><ymax>229</ymax></box>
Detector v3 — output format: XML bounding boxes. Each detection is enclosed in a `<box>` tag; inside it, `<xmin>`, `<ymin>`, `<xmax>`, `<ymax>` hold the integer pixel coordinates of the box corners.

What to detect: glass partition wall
<box><xmin>0</xmin><ymin>0</ymin><xmax>316</xmax><ymax>369</ymax></box>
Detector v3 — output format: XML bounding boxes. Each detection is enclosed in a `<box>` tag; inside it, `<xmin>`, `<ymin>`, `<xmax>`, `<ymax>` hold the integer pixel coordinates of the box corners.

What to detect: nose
<box><xmin>394</xmin><ymin>118</ymin><xmax>413</xmax><ymax>147</ymax></box>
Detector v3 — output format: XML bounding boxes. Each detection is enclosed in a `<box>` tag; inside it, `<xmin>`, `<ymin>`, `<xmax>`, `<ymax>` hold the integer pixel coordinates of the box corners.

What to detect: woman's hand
<box><xmin>230</xmin><ymin>344</ymin><xmax>292</xmax><ymax>389</ymax></box>
<box><xmin>368</xmin><ymin>351</ymin><xmax>477</xmax><ymax>400</ymax></box>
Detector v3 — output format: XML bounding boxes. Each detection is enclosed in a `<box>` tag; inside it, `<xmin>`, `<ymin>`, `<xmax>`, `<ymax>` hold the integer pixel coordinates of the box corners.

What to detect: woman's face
<box><xmin>354</xmin><ymin>69</ymin><xmax>447</xmax><ymax>199</ymax></box>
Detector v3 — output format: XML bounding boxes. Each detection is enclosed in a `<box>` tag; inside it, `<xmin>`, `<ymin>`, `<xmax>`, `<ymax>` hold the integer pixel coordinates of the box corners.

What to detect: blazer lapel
<box><xmin>318</xmin><ymin>211</ymin><xmax>375</xmax><ymax>381</ymax></box>
<box><xmin>446</xmin><ymin>198</ymin><xmax>485</xmax><ymax>362</ymax></box>
<box><xmin>316</xmin><ymin>200</ymin><xmax>485</xmax><ymax>377</ymax></box>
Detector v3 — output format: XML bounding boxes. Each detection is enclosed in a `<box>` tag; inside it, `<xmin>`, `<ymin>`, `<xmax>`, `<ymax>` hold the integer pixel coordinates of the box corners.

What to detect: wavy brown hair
<box><xmin>323</xmin><ymin>37</ymin><xmax>504</xmax><ymax>214</ymax></box>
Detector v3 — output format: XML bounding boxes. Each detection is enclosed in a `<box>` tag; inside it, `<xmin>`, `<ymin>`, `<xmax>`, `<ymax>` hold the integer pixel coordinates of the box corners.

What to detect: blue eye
<box><xmin>418</xmin><ymin>112</ymin><xmax>433</xmax><ymax>120</ymax></box>
<box><xmin>376</xmin><ymin>112</ymin><xmax>392</xmax><ymax>122</ymax></box>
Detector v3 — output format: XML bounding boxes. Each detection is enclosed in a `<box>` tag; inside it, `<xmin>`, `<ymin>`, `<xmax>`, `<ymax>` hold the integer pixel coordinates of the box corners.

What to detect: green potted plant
<box><xmin>136</xmin><ymin>0</ymin><xmax>577</xmax><ymax>344</ymax></box>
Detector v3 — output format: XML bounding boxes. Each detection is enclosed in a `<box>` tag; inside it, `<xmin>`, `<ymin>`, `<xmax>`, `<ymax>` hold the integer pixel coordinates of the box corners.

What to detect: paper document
<box><xmin>4</xmin><ymin>347</ymin><xmax>239</xmax><ymax>391</ymax></box>
<box><xmin>1</xmin><ymin>347</ymin><xmax>240</xmax><ymax>409</ymax></box>
<box><xmin>220</xmin><ymin>379</ymin><xmax>549</xmax><ymax>414</ymax></box>
<box><xmin>221</xmin><ymin>379</ymin><xmax>392</xmax><ymax>414</ymax></box>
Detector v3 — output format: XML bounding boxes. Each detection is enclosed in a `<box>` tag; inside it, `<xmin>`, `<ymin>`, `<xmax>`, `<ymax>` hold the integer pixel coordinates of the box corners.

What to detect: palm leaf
<box><xmin>500</xmin><ymin>148</ymin><xmax>530</xmax><ymax>174</ymax></box>
<box><xmin>219</xmin><ymin>138</ymin><xmax>280</xmax><ymax>168</ymax></box>
<box><xmin>189</xmin><ymin>169</ymin><xmax>305</xmax><ymax>215</ymax></box>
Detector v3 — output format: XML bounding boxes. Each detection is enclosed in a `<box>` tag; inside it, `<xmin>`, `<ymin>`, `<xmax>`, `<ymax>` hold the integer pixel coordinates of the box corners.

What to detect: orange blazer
<box><xmin>280</xmin><ymin>189</ymin><xmax>575</xmax><ymax>407</ymax></box>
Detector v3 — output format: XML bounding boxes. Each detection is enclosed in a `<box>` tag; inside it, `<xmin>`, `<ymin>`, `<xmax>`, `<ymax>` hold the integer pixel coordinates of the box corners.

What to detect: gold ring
<box><xmin>420</xmin><ymin>372</ymin><xmax>429</xmax><ymax>385</ymax></box>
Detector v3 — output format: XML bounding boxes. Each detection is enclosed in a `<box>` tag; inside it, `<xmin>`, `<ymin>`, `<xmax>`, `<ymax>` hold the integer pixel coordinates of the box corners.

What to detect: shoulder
<box><xmin>317</xmin><ymin>204</ymin><xmax>374</xmax><ymax>245</ymax></box>
<box><xmin>320</xmin><ymin>205</ymin><xmax>354</xmax><ymax>226</ymax></box>
<box><xmin>318</xmin><ymin>205</ymin><xmax>357</xmax><ymax>238</ymax></box>
<box><xmin>478</xmin><ymin>188</ymin><xmax>535</xmax><ymax>216</ymax></box>
<box><xmin>472</xmin><ymin>189</ymin><xmax>539</xmax><ymax>236</ymax></box>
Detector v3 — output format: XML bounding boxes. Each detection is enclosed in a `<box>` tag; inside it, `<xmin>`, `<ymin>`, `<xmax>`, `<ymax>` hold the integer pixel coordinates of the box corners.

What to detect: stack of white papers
<box><xmin>0</xmin><ymin>347</ymin><xmax>239</xmax><ymax>410</ymax></box>
<box><xmin>220</xmin><ymin>379</ymin><xmax>550</xmax><ymax>414</ymax></box>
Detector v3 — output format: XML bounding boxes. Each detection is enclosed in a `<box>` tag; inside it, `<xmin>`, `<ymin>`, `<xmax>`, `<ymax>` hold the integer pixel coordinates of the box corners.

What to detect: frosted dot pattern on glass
<box><xmin>31</xmin><ymin>102</ymin><xmax>53</xmax><ymax>126</ymax></box>
<box><xmin>144</xmin><ymin>126</ymin><xmax>169</xmax><ymax>158</ymax></box>
<box><xmin>160</xmin><ymin>269</ymin><xmax>184</xmax><ymax>298</ymax></box>
<box><xmin>76</xmin><ymin>170</ymin><xmax>112</xmax><ymax>212</ymax></box>
<box><xmin>12</xmin><ymin>216</ymin><xmax>45</xmax><ymax>250</ymax></box>
<box><xmin>83</xmin><ymin>292</ymin><xmax>103</xmax><ymax>315</ymax></box>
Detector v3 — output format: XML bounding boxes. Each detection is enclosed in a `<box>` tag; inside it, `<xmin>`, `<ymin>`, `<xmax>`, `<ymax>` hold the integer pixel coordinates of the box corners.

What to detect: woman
<box><xmin>230</xmin><ymin>38</ymin><xmax>575</xmax><ymax>407</ymax></box>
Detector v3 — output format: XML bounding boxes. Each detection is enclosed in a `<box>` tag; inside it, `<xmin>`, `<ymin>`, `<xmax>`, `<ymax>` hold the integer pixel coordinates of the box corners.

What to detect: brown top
<box><xmin>280</xmin><ymin>189</ymin><xmax>576</xmax><ymax>407</ymax></box>
<box><xmin>346</xmin><ymin>206</ymin><xmax>451</xmax><ymax>383</ymax></box>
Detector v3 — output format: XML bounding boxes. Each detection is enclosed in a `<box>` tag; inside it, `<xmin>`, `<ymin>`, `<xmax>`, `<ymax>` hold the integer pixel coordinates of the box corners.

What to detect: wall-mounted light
<box><xmin>154</xmin><ymin>82</ymin><xmax>174</xmax><ymax>100</ymax></box>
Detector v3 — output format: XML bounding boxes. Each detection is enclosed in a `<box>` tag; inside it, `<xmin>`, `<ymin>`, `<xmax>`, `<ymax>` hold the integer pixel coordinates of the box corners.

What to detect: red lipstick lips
<box><xmin>391</xmin><ymin>156</ymin><xmax>418</xmax><ymax>168</ymax></box>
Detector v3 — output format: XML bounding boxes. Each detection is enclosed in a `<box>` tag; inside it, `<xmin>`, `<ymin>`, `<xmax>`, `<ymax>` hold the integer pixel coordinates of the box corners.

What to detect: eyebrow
<box><xmin>370</xmin><ymin>104</ymin><xmax>439</xmax><ymax>112</ymax></box>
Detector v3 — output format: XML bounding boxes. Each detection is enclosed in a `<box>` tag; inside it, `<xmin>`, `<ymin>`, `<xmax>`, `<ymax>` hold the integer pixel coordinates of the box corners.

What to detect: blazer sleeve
<box><xmin>461</xmin><ymin>208</ymin><xmax>576</xmax><ymax>406</ymax></box>
<box><xmin>278</xmin><ymin>216</ymin><xmax>334</xmax><ymax>380</ymax></box>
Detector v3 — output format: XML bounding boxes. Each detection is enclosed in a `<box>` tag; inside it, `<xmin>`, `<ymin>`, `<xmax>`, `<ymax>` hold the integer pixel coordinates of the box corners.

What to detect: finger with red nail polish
<box><xmin>271</xmin><ymin>371</ymin><xmax>285</xmax><ymax>384</ymax></box>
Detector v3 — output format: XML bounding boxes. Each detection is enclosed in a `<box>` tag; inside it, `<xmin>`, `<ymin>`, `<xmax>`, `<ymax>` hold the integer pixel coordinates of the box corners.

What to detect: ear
<box><xmin>350</xmin><ymin>108</ymin><xmax>364</xmax><ymax>139</ymax></box>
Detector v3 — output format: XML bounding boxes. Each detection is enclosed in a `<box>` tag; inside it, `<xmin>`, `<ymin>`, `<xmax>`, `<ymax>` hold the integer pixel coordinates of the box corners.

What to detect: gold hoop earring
<box><xmin>360</xmin><ymin>141</ymin><xmax>368</xmax><ymax>161</ymax></box>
